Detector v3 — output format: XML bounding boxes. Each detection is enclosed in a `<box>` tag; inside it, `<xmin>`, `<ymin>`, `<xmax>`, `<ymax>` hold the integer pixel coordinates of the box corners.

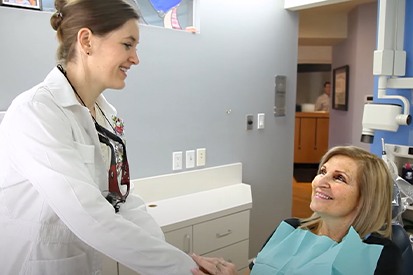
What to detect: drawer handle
<box><xmin>216</xmin><ymin>229</ymin><xmax>232</xmax><ymax>238</ymax></box>
<box><xmin>184</xmin><ymin>234</ymin><xmax>191</xmax><ymax>254</ymax></box>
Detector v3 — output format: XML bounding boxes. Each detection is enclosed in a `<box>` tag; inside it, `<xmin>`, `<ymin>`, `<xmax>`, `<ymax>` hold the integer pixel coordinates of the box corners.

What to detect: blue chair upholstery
<box><xmin>392</xmin><ymin>224</ymin><xmax>413</xmax><ymax>275</ymax></box>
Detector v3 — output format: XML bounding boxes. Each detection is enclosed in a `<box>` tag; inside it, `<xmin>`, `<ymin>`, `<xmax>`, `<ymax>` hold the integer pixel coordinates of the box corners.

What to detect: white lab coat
<box><xmin>0</xmin><ymin>67</ymin><xmax>197</xmax><ymax>275</ymax></box>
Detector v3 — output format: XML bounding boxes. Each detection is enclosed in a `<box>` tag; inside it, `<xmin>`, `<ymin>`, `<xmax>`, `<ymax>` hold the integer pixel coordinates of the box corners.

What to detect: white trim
<box><xmin>131</xmin><ymin>162</ymin><xmax>242</xmax><ymax>202</ymax></box>
<box><xmin>284</xmin><ymin>0</ymin><xmax>350</xmax><ymax>11</ymax></box>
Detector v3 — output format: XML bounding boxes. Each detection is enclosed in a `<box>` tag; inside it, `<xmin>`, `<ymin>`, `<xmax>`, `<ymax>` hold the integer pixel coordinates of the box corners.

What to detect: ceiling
<box><xmin>298</xmin><ymin>0</ymin><xmax>377</xmax><ymax>46</ymax></box>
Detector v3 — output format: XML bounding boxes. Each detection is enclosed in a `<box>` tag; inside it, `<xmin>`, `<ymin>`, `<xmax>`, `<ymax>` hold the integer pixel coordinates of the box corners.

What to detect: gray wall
<box><xmin>329</xmin><ymin>2</ymin><xmax>377</xmax><ymax>149</ymax></box>
<box><xmin>0</xmin><ymin>1</ymin><xmax>298</xmax><ymax>258</ymax></box>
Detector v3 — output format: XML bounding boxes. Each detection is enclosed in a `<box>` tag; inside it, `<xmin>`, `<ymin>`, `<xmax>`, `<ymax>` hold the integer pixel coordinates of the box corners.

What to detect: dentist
<box><xmin>0</xmin><ymin>0</ymin><xmax>196</xmax><ymax>274</ymax></box>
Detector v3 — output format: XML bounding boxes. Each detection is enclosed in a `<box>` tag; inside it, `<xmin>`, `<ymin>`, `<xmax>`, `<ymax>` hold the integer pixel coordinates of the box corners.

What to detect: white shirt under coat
<box><xmin>314</xmin><ymin>93</ymin><xmax>330</xmax><ymax>112</ymax></box>
<box><xmin>0</xmin><ymin>67</ymin><xmax>196</xmax><ymax>275</ymax></box>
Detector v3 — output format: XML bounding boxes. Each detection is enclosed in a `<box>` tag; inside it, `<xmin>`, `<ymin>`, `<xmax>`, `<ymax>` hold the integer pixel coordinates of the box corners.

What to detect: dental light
<box><xmin>361</xmin><ymin>0</ymin><xmax>412</xmax><ymax>143</ymax></box>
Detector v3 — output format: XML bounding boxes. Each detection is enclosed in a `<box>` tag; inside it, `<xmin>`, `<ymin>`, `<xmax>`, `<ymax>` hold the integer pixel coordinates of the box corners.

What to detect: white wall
<box><xmin>329</xmin><ymin>2</ymin><xmax>377</xmax><ymax>150</ymax></box>
<box><xmin>0</xmin><ymin>2</ymin><xmax>299</xmax><ymax>258</ymax></box>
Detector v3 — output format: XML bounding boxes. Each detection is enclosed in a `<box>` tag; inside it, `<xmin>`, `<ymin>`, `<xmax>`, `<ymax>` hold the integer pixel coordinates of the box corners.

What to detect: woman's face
<box><xmin>89</xmin><ymin>19</ymin><xmax>140</xmax><ymax>90</ymax></box>
<box><xmin>310</xmin><ymin>155</ymin><xmax>361</xmax><ymax>224</ymax></box>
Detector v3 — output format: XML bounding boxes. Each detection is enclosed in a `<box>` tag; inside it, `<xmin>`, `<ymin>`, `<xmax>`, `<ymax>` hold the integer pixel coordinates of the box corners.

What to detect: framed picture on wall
<box><xmin>1</xmin><ymin>0</ymin><xmax>41</xmax><ymax>10</ymax></box>
<box><xmin>332</xmin><ymin>65</ymin><xmax>349</xmax><ymax>111</ymax></box>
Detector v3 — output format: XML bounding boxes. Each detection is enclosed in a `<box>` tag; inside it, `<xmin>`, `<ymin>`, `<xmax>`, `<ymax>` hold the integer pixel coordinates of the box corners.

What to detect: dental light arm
<box><xmin>361</xmin><ymin>0</ymin><xmax>412</xmax><ymax>143</ymax></box>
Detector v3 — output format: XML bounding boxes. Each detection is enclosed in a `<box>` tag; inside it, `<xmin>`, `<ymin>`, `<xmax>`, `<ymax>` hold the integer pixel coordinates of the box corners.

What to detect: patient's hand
<box><xmin>191</xmin><ymin>254</ymin><xmax>238</xmax><ymax>275</ymax></box>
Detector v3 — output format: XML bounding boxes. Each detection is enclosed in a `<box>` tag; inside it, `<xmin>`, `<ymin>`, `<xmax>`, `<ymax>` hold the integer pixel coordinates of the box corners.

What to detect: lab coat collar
<box><xmin>44</xmin><ymin>66</ymin><xmax>81</xmax><ymax>108</ymax></box>
<box><xmin>44</xmin><ymin>66</ymin><xmax>117</xmax><ymax>119</ymax></box>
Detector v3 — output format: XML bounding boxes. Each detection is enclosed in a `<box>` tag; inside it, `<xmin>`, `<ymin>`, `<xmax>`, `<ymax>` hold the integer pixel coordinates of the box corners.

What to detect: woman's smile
<box><xmin>314</xmin><ymin>191</ymin><xmax>333</xmax><ymax>200</ymax></box>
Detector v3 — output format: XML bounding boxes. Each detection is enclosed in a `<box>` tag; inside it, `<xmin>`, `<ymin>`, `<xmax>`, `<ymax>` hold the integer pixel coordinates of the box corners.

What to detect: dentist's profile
<box><xmin>0</xmin><ymin>0</ymin><xmax>197</xmax><ymax>274</ymax></box>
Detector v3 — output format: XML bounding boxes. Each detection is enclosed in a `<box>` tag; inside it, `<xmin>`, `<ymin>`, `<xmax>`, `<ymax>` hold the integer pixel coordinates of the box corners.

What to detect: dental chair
<box><xmin>392</xmin><ymin>181</ymin><xmax>413</xmax><ymax>275</ymax></box>
<box><xmin>392</xmin><ymin>224</ymin><xmax>413</xmax><ymax>275</ymax></box>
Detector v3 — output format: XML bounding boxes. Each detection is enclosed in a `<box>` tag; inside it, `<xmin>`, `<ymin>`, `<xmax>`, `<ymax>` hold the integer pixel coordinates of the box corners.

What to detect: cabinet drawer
<box><xmin>118</xmin><ymin>264</ymin><xmax>139</xmax><ymax>275</ymax></box>
<box><xmin>164</xmin><ymin>226</ymin><xmax>193</xmax><ymax>254</ymax></box>
<box><xmin>101</xmin><ymin>253</ymin><xmax>118</xmax><ymax>275</ymax></box>
<box><xmin>201</xmin><ymin>239</ymin><xmax>249</xmax><ymax>270</ymax></box>
<box><xmin>193</xmin><ymin>211</ymin><xmax>250</xmax><ymax>255</ymax></box>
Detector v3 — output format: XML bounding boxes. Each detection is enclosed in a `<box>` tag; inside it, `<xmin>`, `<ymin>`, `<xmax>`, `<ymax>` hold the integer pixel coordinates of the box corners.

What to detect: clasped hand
<box><xmin>191</xmin><ymin>254</ymin><xmax>238</xmax><ymax>275</ymax></box>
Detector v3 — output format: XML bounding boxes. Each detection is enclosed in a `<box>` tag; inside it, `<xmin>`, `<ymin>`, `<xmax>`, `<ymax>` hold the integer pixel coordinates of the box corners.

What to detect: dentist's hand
<box><xmin>191</xmin><ymin>254</ymin><xmax>238</xmax><ymax>275</ymax></box>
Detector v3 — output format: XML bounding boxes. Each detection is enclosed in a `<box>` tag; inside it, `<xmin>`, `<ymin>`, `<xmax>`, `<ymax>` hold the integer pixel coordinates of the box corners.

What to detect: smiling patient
<box><xmin>191</xmin><ymin>146</ymin><xmax>402</xmax><ymax>275</ymax></box>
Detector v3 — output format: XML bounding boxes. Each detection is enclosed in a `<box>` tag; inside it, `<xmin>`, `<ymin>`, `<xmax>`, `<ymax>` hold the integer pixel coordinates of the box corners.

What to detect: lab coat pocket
<box><xmin>74</xmin><ymin>141</ymin><xmax>96</xmax><ymax>179</ymax></box>
<box><xmin>24</xmin><ymin>252</ymin><xmax>90</xmax><ymax>275</ymax></box>
<box><xmin>74</xmin><ymin>142</ymin><xmax>95</xmax><ymax>164</ymax></box>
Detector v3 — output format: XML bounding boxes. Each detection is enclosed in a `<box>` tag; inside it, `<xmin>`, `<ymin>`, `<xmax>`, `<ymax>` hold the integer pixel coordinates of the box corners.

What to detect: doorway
<box><xmin>292</xmin><ymin>64</ymin><xmax>331</xmax><ymax>218</ymax></box>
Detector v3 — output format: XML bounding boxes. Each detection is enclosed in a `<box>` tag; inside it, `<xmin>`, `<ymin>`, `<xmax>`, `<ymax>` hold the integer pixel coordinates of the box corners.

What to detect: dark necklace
<box><xmin>56</xmin><ymin>64</ymin><xmax>130</xmax><ymax>212</ymax></box>
<box><xmin>56</xmin><ymin>64</ymin><xmax>116</xmax><ymax>133</ymax></box>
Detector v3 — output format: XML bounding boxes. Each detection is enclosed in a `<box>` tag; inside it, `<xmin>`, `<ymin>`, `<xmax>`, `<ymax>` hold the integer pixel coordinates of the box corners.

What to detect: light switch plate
<box><xmin>186</xmin><ymin>150</ymin><xmax>195</xmax><ymax>169</ymax></box>
<box><xmin>257</xmin><ymin>113</ymin><xmax>265</xmax><ymax>129</ymax></box>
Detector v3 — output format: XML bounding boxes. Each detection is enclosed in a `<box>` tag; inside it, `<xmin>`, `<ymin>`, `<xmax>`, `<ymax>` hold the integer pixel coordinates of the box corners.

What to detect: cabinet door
<box><xmin>164</xmin><ymin>226</ymin><xmax>193</xmax><ymax>254</ymax></box>
<box><xmin>201</xmin><ymin>239</ymin><xmax>249</xmax><ymax>271</ymax></box>
<box><xmin>314</xmin><ymin>117</ymin><xmax>329</xmax><ymax>160</ymax></box>
<box><xmin>101</xmin><ymin>253</ymin><xmax>118</xmax><ymax>275</ymax></box>
<box><xmin>118</xmin><ymin>226</ymin><xmax>193</xmax><ymax>275</ymax></box>
<box><xmin>193</xmin><ymin>211</ymin><xmax>249</xmax><ymax>255</ymax></box>
<box><xmin>118</xmin><ymin>264</ymin><xmax>139</xmax><ymax>275</ymax></box>
<box><xmin>294</xmin><ymin>117</ymin><xmax>300</xmax><ymax>161</ymax></box>
<box><xmin>294</xmin><ymin>118</ymin><xmax>316</xmax><ymax>163</ymax></box>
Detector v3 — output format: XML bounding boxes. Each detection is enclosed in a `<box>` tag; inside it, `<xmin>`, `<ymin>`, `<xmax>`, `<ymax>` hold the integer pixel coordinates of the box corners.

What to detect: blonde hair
<box><xmin>301</xmin><ymin>146</ymin><xmax>393</xmax><ymax>239</ymax></box>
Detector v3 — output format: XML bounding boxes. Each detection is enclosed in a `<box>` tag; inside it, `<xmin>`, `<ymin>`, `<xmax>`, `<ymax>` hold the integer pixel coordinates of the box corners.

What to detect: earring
<box><xmin>87</xmin><ymin>51</ymin><xmax>90</xmax><ymax>55</ymax></box>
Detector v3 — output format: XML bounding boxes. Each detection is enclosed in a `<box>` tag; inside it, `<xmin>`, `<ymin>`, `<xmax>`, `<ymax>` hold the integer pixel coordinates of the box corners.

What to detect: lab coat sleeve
<box><xmin>119</xmin><ymin>190</ymin><xmax>166</xmax><ymax>241</ymax></box>
<box><xmin>6</xmin><ymin>94</ymin><xmax>197</xmax><ymax>274</ymax></box>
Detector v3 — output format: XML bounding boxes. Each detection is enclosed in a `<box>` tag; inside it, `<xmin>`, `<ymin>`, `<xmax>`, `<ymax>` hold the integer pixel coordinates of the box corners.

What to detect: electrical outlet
<box><xmin>172</xmin><ymin>151</ymin><xmax>183</xmax><ymax>170</ymax></box>
<box><xmin>186</xmin><ymin>150</ymin><xmax>195</xmax><ymax>168</ymax></box>
<box><xmin>196</xmin><ymin>148</ymin><xmax>206</xmax><ymax>167</ymax></box>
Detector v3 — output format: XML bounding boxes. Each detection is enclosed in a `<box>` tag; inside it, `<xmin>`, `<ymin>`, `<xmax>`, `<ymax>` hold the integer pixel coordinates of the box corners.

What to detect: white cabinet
<box><xmin>101</xmin><ymin>253</ymin><xmax>118</xmax><ymax>275</ymax></box>
<box><xmin>202</xmin><ymin>240</ymin><xmax>249</xmax><ymax>270</ymax></box>
<box><xmin>166</xmin><ymin>210</ymin><xmax>250</xmax><ymax>271</ymax></box>
<box><xmin>164</xmin><ymin>226</ymin><xmax>193</xmax><ymax>254</ymax></box>
<box><xmin>114</xmin><ymin>210</ymin><xmax>250</xmax><ymax>275</ymax></box>
<box><xmin>102</xmin><ymin>164</ymin><xmax>252</xmax><ymax>275</ymax></box>
<box><xmin>193</xmin><ymin>211</ymin><xmax>249</xmax><ymax>256</ymax></box>
<box><xmin>118</xmin><ymin>263</ymin><xmax>138</xmax><ymax>275</ymax></box>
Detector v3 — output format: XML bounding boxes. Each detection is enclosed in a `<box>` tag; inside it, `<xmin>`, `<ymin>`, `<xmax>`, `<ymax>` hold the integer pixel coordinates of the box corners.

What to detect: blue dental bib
<box><xmin>251</xmin><ymin>221</ymin><xmax>383</xmax><ymax>275</ymax></box>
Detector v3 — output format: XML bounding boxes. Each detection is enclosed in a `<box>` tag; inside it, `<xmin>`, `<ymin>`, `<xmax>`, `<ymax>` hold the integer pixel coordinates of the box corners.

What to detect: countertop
<box><xmin>295</xmin><ymin>112</ymin><xmax>329</xmax><ymax>118</ymax></box>
<box><xmin>145</xmin><ymin>183</ymin><xmax>252</xmax><ymax>232</ymax></box>
<box><xmin>131</xmin><ymin>163</ymin><xmax>252</xmax><ymax>232</ymax></box>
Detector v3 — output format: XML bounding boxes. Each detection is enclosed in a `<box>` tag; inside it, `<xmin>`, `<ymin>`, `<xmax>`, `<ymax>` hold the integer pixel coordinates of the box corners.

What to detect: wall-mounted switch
<box><xmin>257</xmin><ymin>113</ymin><xmax>265</xmax><ymax>129</ymax></box>
<box><xmin>186</xmin><ymin>150</ymin><xmax>195</xmax><ymax>169</ymax></box>
<box><xmin>246</xmin><ymin>114</ymin><xmax>253</xmax><ymax>130</ymax></box>
<box><xmin>172</xmin><ymin>151</ymin><xmax>183</xmax><ymax>170</ymax></box>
